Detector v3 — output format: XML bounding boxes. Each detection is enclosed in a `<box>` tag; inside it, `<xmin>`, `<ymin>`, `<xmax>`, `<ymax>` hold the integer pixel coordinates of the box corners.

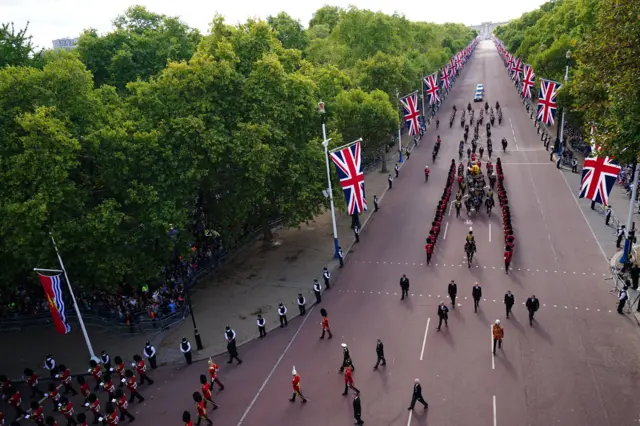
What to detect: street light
<box><xmin>168</xmin><ymin>225</ymin><xmax>203</xmax><ymax>350</ymax></box>
<box><xmin>319</xmin><ymin>102</ymin><xmax>341</xmax><ymax>259</ymax></box>
<box><xmin>557</xmin><ymin>49</ymin><xmax>572</xmax><ymax>158</ymax></box>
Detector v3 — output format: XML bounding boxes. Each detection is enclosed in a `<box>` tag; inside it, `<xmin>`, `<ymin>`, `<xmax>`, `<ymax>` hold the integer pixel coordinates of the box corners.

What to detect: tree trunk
<box><xmin>380</xmin><ymin>149</ymin><xmax>388</xmax><ymax>173</ymax></box>
<box><xmin>260</xmin><ymin>208</ymin><xmax>273</xmax><ymax>242</ymax></box>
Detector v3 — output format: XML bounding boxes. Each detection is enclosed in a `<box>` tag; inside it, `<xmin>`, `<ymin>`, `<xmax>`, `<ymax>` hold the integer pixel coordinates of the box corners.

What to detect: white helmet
<box><xmin>469</xmin><ymin>227</ymin><xmax>473</xmax><ymax>232</ymax></box>
<box><xmin>292</xmin><ymin>366</ymin><xmax>297</xmax><ymax>375</ymax></box>
<box><xmin>341</xmin><ymin>343</ymin><xmax>347</xmax><ymax>348</ymax></box>
<box><xmin>495</xmin><ymin>319</ymin><xmax>500</xmax><ymax>325</ymax></box>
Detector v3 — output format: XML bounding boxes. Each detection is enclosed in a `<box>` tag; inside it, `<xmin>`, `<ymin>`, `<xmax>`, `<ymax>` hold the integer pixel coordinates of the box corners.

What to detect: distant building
<box><xmin>52</xmin><ymin>38</ymin><xmax>78</xmax><ymax>50</ymax></box>
<box><xmin>470</xmin><ymin>22</ymin><xmax>508</xmax><ymax>40</ymax></box>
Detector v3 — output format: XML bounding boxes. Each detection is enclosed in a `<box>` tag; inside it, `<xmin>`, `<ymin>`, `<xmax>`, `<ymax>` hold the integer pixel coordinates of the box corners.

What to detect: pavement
<box><xmin>5</xmin><ymin>40</ymin><xmax>640</xmax><ymax>425</ymax></box>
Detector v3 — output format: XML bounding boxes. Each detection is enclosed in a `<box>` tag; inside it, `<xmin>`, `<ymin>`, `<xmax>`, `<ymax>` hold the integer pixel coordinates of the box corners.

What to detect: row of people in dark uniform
<box><xmin>495</xmin><ymin>158</ymin><xmax>516</xmax><ymax>273</ymax></box>
<box><xmin>425</xmin><ymin>160</ymin><xmax>457</xmax><ymax>265</ymax></box>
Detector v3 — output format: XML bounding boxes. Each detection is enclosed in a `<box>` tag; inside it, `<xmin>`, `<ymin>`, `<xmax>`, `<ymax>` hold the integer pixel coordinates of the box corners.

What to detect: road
<box><xmin>5</xmin><ymin>40</ymin><xmax>640</xmax><ymax>426</ymax></box>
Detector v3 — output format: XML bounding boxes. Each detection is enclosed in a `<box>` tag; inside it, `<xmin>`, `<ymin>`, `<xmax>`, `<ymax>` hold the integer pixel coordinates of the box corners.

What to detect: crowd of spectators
<box><xmin>0</xmin><ymin>233</ymin><xmax>226</xmax><ymax>325</ymax></box>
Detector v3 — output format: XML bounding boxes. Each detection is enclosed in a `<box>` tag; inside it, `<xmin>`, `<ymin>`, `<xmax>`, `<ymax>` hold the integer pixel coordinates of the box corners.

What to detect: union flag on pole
<box><xmin>423</xmin><ymin>73</ymin><xmax>439</xmax><ymax>104</ymax></box>
<box><xmin>537</xmin><ymin>79</ymin><xmax>561</xmax><ymax>126</ymax></box>
<box><xmin>330</xmin><ymin>141</ymin><xmax>367</xmax><ymax>215</ymax></box>
<box><xmin>521</xmin><ymin>64</ymin><xmax>535</xmax><ymax>98</ymax></box>
<box><xmin>400</xmin><ymin>92</ymin><xmax>421</xmax><ymax>136</ymax></box>
<box><xmin>38</xmin><ymin>274</ymin><xmax>71</xmax><ymax>334</ymax></box>
<box><xmin>579</xmin><ymin>156</ymin><xmax>620</xmax><ymax>207</ymax></box>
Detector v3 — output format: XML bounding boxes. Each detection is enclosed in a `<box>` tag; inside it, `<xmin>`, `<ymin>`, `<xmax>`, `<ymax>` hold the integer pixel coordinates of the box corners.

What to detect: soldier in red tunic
<box><xmin>77</xmin><ymin>376</ymin><xmax>91</xmax><ymax>406</ymax></box>
<box><xmin>45</xmin><ymin>417</ymin><xmax>57</xmax><ymax>426</ymax></box>
<box><xmin>27</xmin><ymin>401</ymin><xmax>45</xmax><ymax>426</ymax></box>
<box><xmin>198</xmin><ymin>375</ymin><xmax>218</xmax><ymax>410</ymax></box>
<box><xmin>100</xmin><ymin>402</ymin><xmax>119</xmax><ymax>426</ymax></box>
<box><xmin>76</xmin><ymin>413</ymin><xmax>88</xmax><ymax>426</ymax></box>
<box><xmin>342</xmin><ymin>366</ymin><xmax>360</xmax><ymax>396</ymax></box>
<box><xmin>192</xmin><ymin>392</ymin><xmax>212</xmax><ymax>426</ymax></box>
<box><xmin>88</xmin><ymin>361</ymin><xmax>103</xmax><ymax>391</ymax></box>
<box><xmin>56</xmin><ymin>365</ymin><xmax>78</xmax><ymax>396</ymax></box>
<box><xmin>132</xmin><ymin>355</ymin><xmax>154</xmax><ymax>385</ymax></box>
<box><xmin>114</xmin><ymin>389</ymin><xmax>135</xmax><ymax>422</ymax></box>
<box><xmin>111</xmin><ymin>357</ymin><xmax>126</xmax><ymax>388</ymax></box>
<box><xmin>85</xmin><ymin>393</ymin><xmax>101</xmax><ymax>425</ymax></box>
<box><xmin>101</xmin><ymin>374</ymin><xmax>116</xmax><ymax>400</ymax></box>
<box><xmin>182</xmin><ymin>411</ymin><xmax>193</xmax><ymax>426</ymax></box>
<box><xmin>0</xmin><ymin>374</ymin><xmax>12</xmax><ymax>398</ymax></box>
<box><xmin>23</xmin><ymin>368</ymin><xmax>44</xmax><ymax>398</ymax></box>
<box><xmin>124</xmin><ymin>370</ymin><xmax>144</xmax><ymax>403</ymax></box>
<box><xmin>8</xmin><ymin>387</ymin><xmax>26</xmax><ymax>418</ymax></box>
<box><xmin>289</xmin><ymin>367</ymin><xmax>307</xmax><ymax>403</ymax></box>
<box><xmin>207</xmin><ymin>359</ymin><xmax>224</xmax><ymax>391</ymax></box>
<box><xmin>45</xmin><ymin>382</ymin><xmax>61</xmax><ymax>412</ymax></box>
<box><xmin>59</xmin><ymin>396</ymin><xmax>78</xmax><ymax>426</ymax></box>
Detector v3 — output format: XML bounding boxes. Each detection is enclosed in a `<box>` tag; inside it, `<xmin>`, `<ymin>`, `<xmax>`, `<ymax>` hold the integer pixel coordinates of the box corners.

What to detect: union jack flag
<box><xmin>521</xmin><ymin>64</ymin><xmax>535</xmax><ymax>98</ymax></box>
<box><xmin>400</xmin><ymin>92</ymin><xmax>421</xmax><ymax>136</ymax></box>
<box><xmin>537</xmin><ymin>79</ymin><xmax>561</xmax><ymax>126</ymax></box>
<box><xmin>506</xmin><ymin>53</ymin><xmax>513</xmax><ymax>70</ymax></box>
<box><xmin>424</xmin><ymin>73</ymin><xmax>439</xmax><ymax>104</ymax></box>
<box><xmin>512</xmin><ymin>57</ymin><xmax>523</xmax><ymax>81</ymax></box>
<box><xmin>441</xmin><ymin>67</ymin><xmax>450</xmax><ymax>90</ymax></box>
<box><xmin>38</xmin><ymin>274</ymin><xmax>71</xmax><ymax>334</ymax></box>
<box><xmin>579</xmin><ymin>156</ymin><xmax>620</xmax><ymax>206</ymax></box>
<box><xmin>329</xmin><ymin>141</ymin><xmax>367</xmax><ymax>215</ymax></box>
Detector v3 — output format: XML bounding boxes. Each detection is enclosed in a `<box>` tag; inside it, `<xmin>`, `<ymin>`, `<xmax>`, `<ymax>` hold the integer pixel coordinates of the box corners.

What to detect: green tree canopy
<box><xmin>0</xmin><ymin>22</ymin><xmax>43</xmax><ymax>68</ymax></box>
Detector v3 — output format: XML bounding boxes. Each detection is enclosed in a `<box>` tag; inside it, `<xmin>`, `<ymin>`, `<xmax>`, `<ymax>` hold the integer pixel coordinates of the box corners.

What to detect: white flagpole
<box><xmin>421</xmin><ymin>78</ymin><xmax>426</xmax><ymax>119</ymax></box>
<box><xmin>319</xmin><ymin>102</ymin><xmax>340</xmax><ymax>259</ymax></box>
<box><xmin>49</xmin><ymin>233</ymin><xmax>98</xmax><ymax>362</ymax></box>
<box><xmin>397</xmin><ymin>89</ymin><xmax>403</xmax><ymax>163</ymax></box>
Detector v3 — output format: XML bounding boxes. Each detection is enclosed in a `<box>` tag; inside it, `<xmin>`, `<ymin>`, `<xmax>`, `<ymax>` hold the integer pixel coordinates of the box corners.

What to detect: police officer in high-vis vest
<box><xmin>143</xmin><ymin>342</ymin><xmax>157</xmax><ymax>369</ymax></box>
<box><xmin>180</xmin><ymin>337</ymin><xmax>192</xmax><ymax>365</ymax></box>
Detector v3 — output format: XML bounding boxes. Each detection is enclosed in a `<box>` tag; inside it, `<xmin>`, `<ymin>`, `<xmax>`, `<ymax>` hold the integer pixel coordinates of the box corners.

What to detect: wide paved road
<box><xmin>136</xmin><ymin>40</ymin><xmax>640</xmax><ymax>426</ymax></box>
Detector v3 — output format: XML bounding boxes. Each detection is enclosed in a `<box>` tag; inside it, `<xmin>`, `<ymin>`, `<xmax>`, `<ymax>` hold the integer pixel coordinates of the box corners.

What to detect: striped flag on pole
<box><xmin>38</xmin><ymin>274</ymin><xmax>72</xmax><ymax>334</ymax></box>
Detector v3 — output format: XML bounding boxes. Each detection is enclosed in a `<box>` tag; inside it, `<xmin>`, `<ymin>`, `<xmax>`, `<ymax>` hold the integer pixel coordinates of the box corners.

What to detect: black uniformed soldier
<box><xmin>373</xmin><ymin>339</ymin><xmax>386</xmax><ymax>369</ymax></box>
<box><xmin>408</xmin><ymin>378</ymin><xmax>428</xmax><ymax>410</ymax></box>
<box><xmin>313</xmin><ymin>279</ymin><xmax>322</xmax><ymax>304</ymax></box>
<box><xmin>180</xmin><ymin>337</ymin><xmax>192</xmax><ymax>365</ymax></box>
<box><xmin>448</xmin><ymin>280</ymin><xmax>457</xmax><ymax>308</ymax></box>
<box><xmin>400</xmin><ymin>274</ymin><xmax>410</xmax><ymax>300</ymax></box>
<box><xmin>143</xmin><ymin>342</ymin><xmax>157</xmax><ymax>369</ymax></box>
<box><xmin>256</xmin><ymin>315</ymin><xmax>266</xmax><ymax>338</ymax></box>
<box><xmin>339</xmin><ymin>343</ymin><xmax>355</xmax><ymax>372</ymax></box>
<box><xmin>323</xmin><ymin>267</ymin><xmax>331</xmax><ymax>289</ymax></box>
<box><xmin>436</xmin><ymin>302</ymin><xmax>449</xmax><ymax>331</ymax></box>
<box><xmin>353</xmin><ymin>392</ymin><xmax>364</xmax><ymax>425</ymax></box>
<box><xmin>297</xmin><ymin>294</ymin><xmax>306</xmax><ymax>315</ymax></box>
<box><xmin>472</xmin><ymin>283</ymin><xmax>482</xmax><ymax>313</ymax></box>
<box><xmin>504</xmin><ymin>291</ymin><xmax>515</xmax><ymax>318</ymax></box>
<box><xmin>278</xmin><ymin>303</ymin><xmax>288</xmax><ymax>327</ymax></box>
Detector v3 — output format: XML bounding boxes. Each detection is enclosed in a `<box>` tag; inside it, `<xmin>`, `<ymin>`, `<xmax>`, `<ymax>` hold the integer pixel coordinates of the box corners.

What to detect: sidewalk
<box><xmin>157</xmin><ymin>130</ymin><xmax>424</xmax><ymax>364</ymax></box>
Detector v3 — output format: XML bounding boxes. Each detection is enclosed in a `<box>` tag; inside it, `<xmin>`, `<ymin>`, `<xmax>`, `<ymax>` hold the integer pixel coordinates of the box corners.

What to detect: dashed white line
<box><xmin>443</xmin><ymin>222</ymin><xmax>449</xmax><ymax>240</ymax></box>
<box><xmin>489</xmin><ymin>223</ymin><xmax>492</xmax><ymax>242</ymax></box>
<box><xmin>420</xmin><ymin>318</ymin><xmax>431</xmax><ymax>361</ymax></box>
<box><xmin>493</xmin><ymin>395</ymin><xmax>498</xmax><ymax>426</ymax></box>
<box><xmin>490</xmin><ymin>324</ymin><xmax>495</xmax><ymax>370</ymax></box>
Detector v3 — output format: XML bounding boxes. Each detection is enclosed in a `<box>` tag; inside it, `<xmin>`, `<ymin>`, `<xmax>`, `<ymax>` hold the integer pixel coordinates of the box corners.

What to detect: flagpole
<box><xmin>557</xmin><ymin>50</ymin><xmax>571</xmax><ymax>158</ymax></box>
<box><xmin>319</xmin><ymin>102</ymin><xmax>340</xmax><ymax>259</ymax></box>
<box><xmin>621</xmin><ymin>161</ymin><xmax>639</xmax><ymax>264</ymax></box>
<box><xmin>421</xmin><ymin>78</ymin><xmax>426</xmax><ymax>119</ymax></box>
<box><xmin>49</xmin><ymin>233</ymin><xmax>99</xmax><ymax>362</ymax></box>
<box><xmin>397</xmin><ymin>88</ymin><xmax>403</xmax><ymax>163</ymax></box>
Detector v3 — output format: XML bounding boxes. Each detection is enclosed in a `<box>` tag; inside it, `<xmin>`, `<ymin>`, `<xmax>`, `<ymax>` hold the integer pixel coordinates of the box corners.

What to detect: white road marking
<box><xmin>559</xmin><ymin>170</ymin><xmax>608</xmax><ymax>262</ymax></box>
<box><xmin>448</xmin><ymin>201</ymin><xmax>453</xmax><ymax>216</ymax></box>
<box><xmin>489</xmin><ymin>223</ymin><xmax>492</xmax><ymax>242</ymax></box>
<box><xmin>493</xmin><ymin>395</ymin><xmax>498</xmax><ymax>426</ymax></box>
<box><xmin>420</xmin><ymin>318</ymin><xmax>431</xmax><ymax>361</ymax></box>
<box><xmin>236</xmin><ymin>304</ymin><xmax>316</xmax><ymax>426</ymax></box>
<box><xmin>406</xmin><ymin>411</ymin><xmax>413</xmax><ymax>426</ymax></box>
<box><xmin>444</xmin><ymin>222</ymin><xmax>449</xmax><ymax>240</ymax></box>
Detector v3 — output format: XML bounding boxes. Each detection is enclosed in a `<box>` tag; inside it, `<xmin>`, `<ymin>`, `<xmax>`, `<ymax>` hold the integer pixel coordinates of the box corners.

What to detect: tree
<box><xmin>267</xmin><ymin>12</ymin><xmax>309</xmax><ymax>51</ymax></box>
<box><xmin>309</xmin><ymin>6</ymin><xmax>343</xmax><ymax>32</ymax></box>
<box><xmin>0</xmin><ymin>22</ymin><xmax>43</xmax><ymax>68</ymax></box>
<box><xmin>331</xmin><ymin>89</ymin><xmax>399</xmax><ymax>173</ymax></box>
<box><xmin>76</xmin><ymin>6</ymin><xmax>201</xmax><ymax>90</ymax></box>
<box><xmin>571</xmin><ymin>0</ymin><xmax>640</xmax><ymax>162</ymax></box>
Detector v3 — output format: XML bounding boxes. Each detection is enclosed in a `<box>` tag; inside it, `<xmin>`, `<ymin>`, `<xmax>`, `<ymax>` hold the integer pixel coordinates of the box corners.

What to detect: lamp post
<box><xmin>319</xmin><ymin>102</ymin><xmax>341</xmax><ymax>258</ymax></box>
<box><xmin>557</xmin><ymin>49</ymin><xmax>572</xmax><ymax>157</ymax></box>
<box><xmin>621</xmin><ymin>160</ymin><xmax>639</xmax><ymax>265</ymax></box>
<box><xmin>168</xmin><ymin>226</ymin><xmax>203</xmax><ymax>350</ymax></box>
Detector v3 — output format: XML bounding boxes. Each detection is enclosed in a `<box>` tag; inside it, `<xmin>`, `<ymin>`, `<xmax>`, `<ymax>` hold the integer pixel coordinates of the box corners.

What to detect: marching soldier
<box><xmin>341</xmin><ymin>366</ymin><xmax>360</xmax><ymax>396</ymax></box>
<box><xmin>76</xmin><ymin>413</ymin><xmax>88</xmax><ymax>426</ymax></box>
<box><xmin>525</xmin><ymin>295</ymin><xmax>540</xmax><ymax>326</ymax></box>
<box><xmin>143</xmin><ymin>342</ymin><xmax>157</xmax><ymax>370</ymax></box>
<box><xmin>320</xmin><ymin>308</ymin><xmax>332</xmax><ymax>339</ymax></box>
<box><xmin>400</xmin><ymin>274</ymin><xmax>410</xmax><ymax>300</ymax></box>
<box><xmin>225</xmin><ymin>326</ymin><xmax>242</xmax><ymax>364</ymax></box>
<box><xmin>504</xmin><ymin>291</ymin><xmax>515</xmax><ymax>318</ymax></box>
<box><xmin>207</xmin><ymin>359</ymin><xmax>224</xmax><ymax>391</ymax></box>
<box><xmin>182</xmin><ymin>411</ymin><xmax>192</xmax><ymax>426</ymax></box>
<box><xmin>44</xmin><ymin>354</ymin><xmax>57</xmax><ymax>380</ymax></box>
<box><xmin>256</xmin><ymin>314</ymin><xmax>267</xmax><ymax>338</ymax></box>
<box><xmin>27</xmin><ymin>401</ymin><xmax>45</xmax><ymax>425</ymax></box>
<box><xmin>77</xmin><ymin>376</ymin><xmax>91</xmax><ymax>405</ymax></box>
<box><xmin>338</xmin><ymin>246</ymin><xmax>344</xmax><ymax>268</ymax></box>
<box><xmin>297</xmin><ymin>294</ymin><xmax>306</xmax><ymax>315</ymax></box>
<box><xmin>111</xmin><ymin>357</ymin><xmax>126</xmax><ymax>387</ymax></box>
<box><xmin>199</xmin><ymin>375</ymin><xmax>218</xmax><ymax>410</ymax></box>
<box><xmin>7</xmin><ymin>387</ymin><xmax>26</xmax><ymax>418</ymax></box>
<box><xmin>101</xmin><ymin>402</ymin><xmax>119</xmax><ymax>426</ymax></box>
<box><xmin>114</xmin><ymin>389</ymin><xmax>135</xmax><ymax>422</ymax></box>
<box><xmin>193</xmin><ymin>392</ymin><xmax>213</xmax><ymax>426</ymax></box>
<box><xmin>353</xmin><ymin>392</ymin><xmax>364</xmax><ymax>425</ymax></box>
<box><xmin>124</xmin><ymin>370</ymin><xmax>144</xmax><ymax>403</ymax></box>
<box><xmin>24</xmin><ymin>368</ymin><xmax>44</xmax><ymax>398</ymax></box>
<box><xmin>289</xmin><ymin>367</ymin><xmax>307</xmax><ymax>403</ymax></box>
<box><xmin>100</xmin><ymin>351</ymin><xmax>111</xmax><ymax>371</ymax></box>
<box><xmin>373</xmin><ymin>338</ymin><xmax>386</xmax><ymax>369</ymax></box>
<box><xmin>437</xmin><ymin>301</ymin><xmax>449</xmax><ymax>331</ymax></box>
<box><xmin>59</xmin><ymin>396</ymin><xmax>78</xmax><ymax>426</ymax></box>
<box><xmin>100</xmin><ymin>374</ymin><xmax>116</xmax><ymax>401</ymax></box>
<box><xmin>56</xmin><ymin>364</ymin><xmax>78</xmax><ymax>396</ymax></box>
<box><xmin>45</xmin><ymin>417</ymin><xmax>57</xmax><ymax>426</ymax></box>
<box><xmin>339</xmin><ymin>343</ymin><xmax>355</xmax><ymax>372</ymax></box>
<box><xmin>132</xmin><ymin>355</ymin><xmax>154</xmax><ymax>385</ymax></box>
<box><xmin>354</xmin><ymin>225</ymin><xmax>360</xmax><ymax>243</ymax></box>
<box><xmin>180</xmin><ymin>337</ymin><xmax>192</xmax><ymax>365</ymax></box>
<box><xmin>448</xmin><ymin>280</ymin><xmax>458</xmax><ymax>308</ymax></box>
<box><xmin>492</xmin><ymin>320</ymin><xmax>504</xmax><ymax>355</ymax></box>
<box><xmin>472</xmin><ymin>283</ymin><xmax>482</xmax><ymax>313</ymax></box>
<box><xmin>85</xmin><ymin>393</ymin><xmax>101</xmax><ymax>425</ymax></box>
<box><xmin>408</xmin><ymin>378</ymin><xmax>428</xmax><ymax>411</ymax></box>
<box><xmin>425</xmin><ymin>238</ymin><xmax>434</xmax><ymax>265</ymax></box>
<box><xmin>504</xmin><ymin>245</ymin><xmax>513</xmax><ymax>274</ymax></box>
<box><xmin>45</xmin><ymin>382</ymin><xmax>61</xmax><ymax>411</ymax></box>
<box><xmin>278</xmin><ymin>303</ymin><xmax>288</xmax><ymax>327</ymax></box>
<box><xmin>323</xmin><ymin>267</ymin><xmax>331</xmax><ymax>289</ymax></box>
<box><xmin>313</xmin><ymin>279</ymin><xmax>322</xmax><ymax>304</ymax></box>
